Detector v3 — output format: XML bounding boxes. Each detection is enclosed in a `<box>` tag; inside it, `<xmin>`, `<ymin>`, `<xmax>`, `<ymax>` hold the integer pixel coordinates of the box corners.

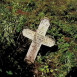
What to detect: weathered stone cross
<box><xmin>22</xmin><ymin>17</ymin><xmax>55</xmax><ymax>64</ymax></box>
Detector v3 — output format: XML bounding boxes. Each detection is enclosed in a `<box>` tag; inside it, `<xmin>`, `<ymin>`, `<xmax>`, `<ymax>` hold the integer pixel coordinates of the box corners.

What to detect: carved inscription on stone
<box><xmin>22</xmin><ymin>17</ymin><xmax>55</xmax><ymax>63</ymax></box>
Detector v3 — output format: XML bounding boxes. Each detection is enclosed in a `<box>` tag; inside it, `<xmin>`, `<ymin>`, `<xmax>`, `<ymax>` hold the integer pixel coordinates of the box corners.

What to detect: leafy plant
<box><xmin>6</xmin><ymin>71</ymin><xmax>13</xmax><ymax>75</ymax></box>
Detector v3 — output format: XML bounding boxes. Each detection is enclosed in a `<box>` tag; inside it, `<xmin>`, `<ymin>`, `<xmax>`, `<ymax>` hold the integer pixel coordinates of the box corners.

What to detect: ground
<box><xmin>0</xmin><ymin>0</ymin><xmax>77</xmax><ymax>77</ymax></box>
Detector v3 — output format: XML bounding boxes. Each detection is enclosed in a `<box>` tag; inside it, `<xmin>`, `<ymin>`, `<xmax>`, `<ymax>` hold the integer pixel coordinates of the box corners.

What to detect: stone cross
<box><xmin>22</xmin><ymin>17</ymin><xmax>55</xmax><ymax>64</ymax></box>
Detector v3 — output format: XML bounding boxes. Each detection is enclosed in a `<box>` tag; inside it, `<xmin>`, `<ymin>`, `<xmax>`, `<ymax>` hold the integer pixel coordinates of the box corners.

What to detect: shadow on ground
<box><xmin>66</xmin><ymin>67</ymin><xmax>77</xmax><ymax>77</ymax></box>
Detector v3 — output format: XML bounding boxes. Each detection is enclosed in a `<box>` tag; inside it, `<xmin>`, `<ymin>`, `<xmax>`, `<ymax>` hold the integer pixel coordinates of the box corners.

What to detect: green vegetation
<box><xmin>6</xmin><ymin>70</ymin><xmax>13</xmax><ymax>75</ymax></box>
<box><xmin>0</xmin><ymin>0</ymin><xmax>77</xmax><ymax>77</ymax></box>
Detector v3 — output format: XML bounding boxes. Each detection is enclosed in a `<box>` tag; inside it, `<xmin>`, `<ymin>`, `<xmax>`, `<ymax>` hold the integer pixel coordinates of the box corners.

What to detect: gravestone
<box><xmin>22</xmin><ymin>17</ymin><xmax>55</xmax><ymax>64</ymax></box>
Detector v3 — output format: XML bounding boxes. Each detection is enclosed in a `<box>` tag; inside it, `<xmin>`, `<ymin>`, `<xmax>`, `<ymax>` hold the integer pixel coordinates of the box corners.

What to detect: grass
<box><xmin>0</xmin><ymin>0</ymin><xmax>77</xmax><ymax>77</ymax></box>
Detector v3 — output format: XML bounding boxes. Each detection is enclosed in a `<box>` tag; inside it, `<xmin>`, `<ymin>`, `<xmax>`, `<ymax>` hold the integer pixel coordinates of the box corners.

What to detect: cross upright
<box><xmin>22</xmin><ymin>17</ymin><xmax>55</xmax><ymax>64</ymax></box>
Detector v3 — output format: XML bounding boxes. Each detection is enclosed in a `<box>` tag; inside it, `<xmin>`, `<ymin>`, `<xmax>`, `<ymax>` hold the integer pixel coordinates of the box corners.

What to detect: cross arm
<box><xmin>37</xmin><ymin>18</ymin><xmax>50</xmax><ymax>36</ymax></box>
<box><xmin>22</xmin><ymin>29</ymin><xmax>35</xmax><ymax>40</ymax></box>
<box><xmin>42</xmin><ymin>36</ymin><xmax>55</xmax><ymax>47</ymax></box>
